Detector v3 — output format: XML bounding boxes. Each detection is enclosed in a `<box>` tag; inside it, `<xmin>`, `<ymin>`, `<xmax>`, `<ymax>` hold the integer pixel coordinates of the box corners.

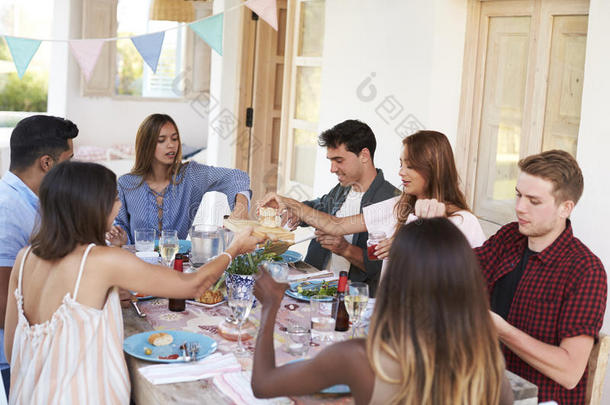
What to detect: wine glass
<box><xmin>159</xmin><ymin>229</ymin><xmax>179</xmax><ymax>267</ymax></box>
<box><xmin>227</xmin><ymin>280</ymin><xmax>255</xmax><ymax>357</ymax></box>
<box><xmin>345</xmin><ymin>282</ymin><xmax>369</xmax><ymax>338</ymax></box>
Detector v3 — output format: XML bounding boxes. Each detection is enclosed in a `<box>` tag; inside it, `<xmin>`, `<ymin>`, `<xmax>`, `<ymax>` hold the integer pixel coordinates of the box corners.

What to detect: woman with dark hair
<box><xmin>261</xmin><ymin>131</ymin><xmax>485</xmax><ymax>259</ymax></box>
<box><xmin>108</xmin><ymin>113</ymin><xmax>251</xmax><ymax>245</ymax></box>
<box><xmin>251</xmin><ymin>218</ymin><xmax>513</xmax><ymax>404</ymax></box>
<box><xmin>3</xmin><ymin>161</ymin><xmax>261</xmax><ymax>404</ymax></box>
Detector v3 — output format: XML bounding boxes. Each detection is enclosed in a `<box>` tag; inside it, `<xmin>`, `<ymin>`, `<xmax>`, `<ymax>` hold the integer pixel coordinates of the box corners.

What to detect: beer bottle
<box><xmin>168</xmin><ymin>254</ymin><xmax>186</xmax><ymax>312</ymax></box>
<box><xmin>334</xmin><ymin>271</ymin><xmax>349</xmax><ymax>331</ymax></box>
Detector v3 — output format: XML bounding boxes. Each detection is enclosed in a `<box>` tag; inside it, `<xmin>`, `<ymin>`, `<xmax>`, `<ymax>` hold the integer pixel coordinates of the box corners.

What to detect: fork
<box><xmin>187</xmin><ymin>342</ymin><xmax>200</xmax><ymax>361</ymax></box>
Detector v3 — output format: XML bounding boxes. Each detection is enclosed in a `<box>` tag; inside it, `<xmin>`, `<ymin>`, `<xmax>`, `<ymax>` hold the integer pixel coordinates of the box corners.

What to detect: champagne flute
<box><xmin>344</xmin><ymin>282</ymin><xmax>369</xmax><ymax>338</ymax></box>
<box><xmin>159</xmin><ymin>229</ymin><xmax>179</xmax><ymax>267</ymax></box>
<box><xmin>227</xmin><ymin>281</ymin><xmax>255</xmax><ymax>357</ymax></box>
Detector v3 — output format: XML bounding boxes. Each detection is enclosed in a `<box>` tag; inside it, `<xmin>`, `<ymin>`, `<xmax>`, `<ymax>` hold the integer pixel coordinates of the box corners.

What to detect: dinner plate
<box><xmin>186</xmin><ymin>298</ymin><xmax>226</xmax><ymax>308</ymax></box>
<box><xmin>279</xmin><ymin>250</ymin><xmax>303</xmax><ymax>263</ymax></box>
<box><xmin>154</xmin><ymin>239</ymin><xmax>192</xmax><ymax>254</ymax></box>
<box><xmin>284</xmin><ymin>279</ymin><xmax>336</xmax><ymax>302</ymax></box>
<box><xmin>123</xmin><ymin>330</ymin><xmax>217</xmax><ymax>363</ymax></box>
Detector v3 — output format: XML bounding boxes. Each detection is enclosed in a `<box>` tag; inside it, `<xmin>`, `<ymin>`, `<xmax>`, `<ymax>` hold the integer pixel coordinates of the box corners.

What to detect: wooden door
<box><xmin>458</xmin><ymin>0</ymin><xmax>590</xmax><ymax>228</ymax></box>
<box><xmin>236</xmin><ymin>1</ymin><xmax>288</xmax><ymax>203</ymax></box>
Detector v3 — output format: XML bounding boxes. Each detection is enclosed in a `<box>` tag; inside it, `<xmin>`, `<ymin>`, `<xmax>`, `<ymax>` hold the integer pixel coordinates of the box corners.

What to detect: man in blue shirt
<box><xmin>0</xmin><ymin>115</ymin><xmax>77</xmax><ymax>392</ymax></box>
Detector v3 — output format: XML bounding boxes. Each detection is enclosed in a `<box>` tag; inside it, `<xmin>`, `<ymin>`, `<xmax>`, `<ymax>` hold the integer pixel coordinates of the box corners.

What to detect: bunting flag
<box><xmin>189</xmin><ymin>13</ymin><xmax>223</xmax><ymax>56</ymax></box>
<box><xmin>1</xmin><ymin>1</ymin><xmax>278</xmax><ymax>81</ymax></box>
<box><xmin>69</xmin><ymin>39</ymin><xmax>105</xmax><ymax>82</ymax></box>
<box><xmin>245</xmin><ymin>0</ymin><xmax>278</xmax><ymax>31</ymax></box>
<box><xmin>131</xmin><ymin>31</ymin><xmax>165</xmax><ymax>73</ymax></box>
<box><xmin>3</xmin><ymin>36</ymin><xmax>42</xmax><ymax>78</ymax></box>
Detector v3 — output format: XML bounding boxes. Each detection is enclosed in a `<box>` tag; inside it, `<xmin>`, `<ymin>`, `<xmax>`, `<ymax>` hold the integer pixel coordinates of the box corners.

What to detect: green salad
<box><xmin>296</xmin><ymin>281</ymin><xmax>337</xmax><ymax>297</ymax></box>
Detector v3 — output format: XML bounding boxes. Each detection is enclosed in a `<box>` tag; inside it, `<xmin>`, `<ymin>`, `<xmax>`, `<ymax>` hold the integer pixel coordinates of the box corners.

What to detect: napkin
<box><xmin>213</xmin><ymin>371</ymin><xmax>288</xmax><ymax>405</ymax></box>
<box><xmin>287</xmin><ymin>270</ymin><xmax>334</xmax><ymax>282</ymax></box>
<box><xmin>138</xmin><ymin>353</ymin><xmax>242</xmax><ymax>385</ymax></box>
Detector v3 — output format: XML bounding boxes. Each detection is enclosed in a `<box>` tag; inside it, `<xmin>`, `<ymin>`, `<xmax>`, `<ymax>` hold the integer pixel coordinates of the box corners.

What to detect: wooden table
<box><xmin>122</xmin><ymin>263</ymin><xmax>538</xmax><ymax>405</ymax></box>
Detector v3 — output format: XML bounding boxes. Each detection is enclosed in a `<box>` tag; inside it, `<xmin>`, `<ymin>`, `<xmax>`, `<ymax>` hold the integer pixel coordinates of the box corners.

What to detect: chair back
<box><xmin>586</xmin><ymin>333</ymin><xmax>610</xmax><ymax>405</ymax></box>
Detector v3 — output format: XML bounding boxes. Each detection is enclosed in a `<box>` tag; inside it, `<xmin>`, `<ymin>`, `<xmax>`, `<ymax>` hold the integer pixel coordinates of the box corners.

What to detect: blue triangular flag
<box><xmin>189</xmin><ymin>13</ymin><xmax>223</xmax><ymax>56</ymax></box>
<box><xmin>4</xmin><ymin>36</ymin><xmax>42</xmax><ymax>79</ymax></box>
<box><xmin>131</xmin><ymin>31</ymin><xmax>165</xmax><ymax>73</ymax></box>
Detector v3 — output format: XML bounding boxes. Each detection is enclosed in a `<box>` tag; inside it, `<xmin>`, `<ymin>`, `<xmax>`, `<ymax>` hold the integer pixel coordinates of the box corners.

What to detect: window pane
<box><xmin>475</xmin><ymin>16</ymin><xmax>531</xmax><ymax>205</ymax></box>
<box><xmin>298</xmin><ymin>0</ymin><xmax>325</xmax><ymax>57</ymax></box>
<box><xmin>541</xmin><ymin>15</ymin><xmax>588</xmax><ymax>156</ymax></box>
<box><xmin>291</xmin><ymin>128</ymin><xmax>317</xmax><ymax>186</ymax></box>
<box><xmin>0</xmin><ymin>0</ymin><xmax>53</xmax><ymax>116</ymax></box>
<box><xmin>294</xmin><ymin>66</ymin><xmax>321</xmax><ymax>122</ymax></box>
<box><xmin>116</xmin><ymin>0</ymin><xmax>183</xmax><ymax>97</ymax></box>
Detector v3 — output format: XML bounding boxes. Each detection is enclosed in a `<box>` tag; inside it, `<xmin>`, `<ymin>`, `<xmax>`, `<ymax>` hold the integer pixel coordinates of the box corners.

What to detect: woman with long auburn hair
<box><xmin>108</xmin><ymin>113</ymin><xmax>251</xmax><ymax>246</ymax></box>
<box><xmin>260</xmin><ymin>131</ymin><xmax>485</xmax><ymax>274</ymax></box>
<box><xmin>251</xmin><ymin>218</ymin><xmax>513</xmax><ymax>405</ymax></box>
<box><xmin>3</xmin><ymin>161</ymin><xmax>261</xmax><ymax>404</ymax></box>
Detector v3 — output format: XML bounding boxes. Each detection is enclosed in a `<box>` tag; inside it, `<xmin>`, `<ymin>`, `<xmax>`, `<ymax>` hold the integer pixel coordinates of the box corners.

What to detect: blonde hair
<box><xmin>518</xmin><ymin>149</ymin><xmax>584</xmax><ymax>204</ymax></box>
<box><xmin>131</xmin><ymin>114</ymin><xmax>184</xmax><ymax>183</ymax></box>
<box><xmin>366</xmin><ymin>218</ymin><xmax>505</xmax><ymax>404</ymax></box>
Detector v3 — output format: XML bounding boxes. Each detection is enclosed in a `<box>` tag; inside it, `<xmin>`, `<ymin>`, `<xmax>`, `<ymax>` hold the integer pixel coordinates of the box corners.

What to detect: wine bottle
<box><xmin>334</xmin><ymin>271</ymin><xmax>349</xmax><ymax>331</ymax></box>
<box><xmin>168</xmin><ymin>254</ymin><xmax>186</xmax><ymax>312</ymax></box>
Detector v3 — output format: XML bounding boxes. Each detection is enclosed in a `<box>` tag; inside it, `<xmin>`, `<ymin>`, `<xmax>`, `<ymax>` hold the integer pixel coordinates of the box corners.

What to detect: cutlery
<box><xmin>130</xmin><ymin>296</ymin><xmax>146</xmax><ymax>318</ymax></box>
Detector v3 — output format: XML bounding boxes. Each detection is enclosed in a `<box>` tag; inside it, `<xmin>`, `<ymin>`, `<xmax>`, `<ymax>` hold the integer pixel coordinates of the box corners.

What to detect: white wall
<box><xmin>50</xmin><ymin>0</ymin><xmax>208</xmax><ymax>150</ymax></box>
<box><xmin>314</xmin><ymin>0</ymin><xmax>467</xmax><ymax>195</ymax></box>
<box><xmin>573</xmin><ymin>0</ymin><xmax>610</xmax><ymax>401</ymax></box>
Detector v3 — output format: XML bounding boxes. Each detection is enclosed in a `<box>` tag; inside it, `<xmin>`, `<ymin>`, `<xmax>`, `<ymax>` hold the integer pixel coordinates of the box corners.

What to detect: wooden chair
<box><xmin>586</xmin><ymin>333</ymin><xmax>610</xmax><ymax>405</ymax></box>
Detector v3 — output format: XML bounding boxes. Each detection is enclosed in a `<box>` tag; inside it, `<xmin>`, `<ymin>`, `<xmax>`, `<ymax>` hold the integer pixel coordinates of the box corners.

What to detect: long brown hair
<box><xmin>131</xmin><ymin>114</ymin><xmax>183</xmax><ymax>182</ymax></box>
<box><xmin>366</xmin><ymin>218</ymin><xmax>505</xmax><ymax>404</ymax></box>
<box><xmin>395</xmin><ymin>130</ymin><xmax>469</xmax><ymax>226</ymax></box>
<box><xmin>30</xmin><ymin>161</ymin><xmax>117</xmax><ymax>260</ymax></box>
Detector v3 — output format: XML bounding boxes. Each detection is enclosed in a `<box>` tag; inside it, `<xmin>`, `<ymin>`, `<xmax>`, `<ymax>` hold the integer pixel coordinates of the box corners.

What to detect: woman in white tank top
<box><xmin>3</xmin><ymin>161</ymin><xmax>261</xmax><ymax>404</ymax></box>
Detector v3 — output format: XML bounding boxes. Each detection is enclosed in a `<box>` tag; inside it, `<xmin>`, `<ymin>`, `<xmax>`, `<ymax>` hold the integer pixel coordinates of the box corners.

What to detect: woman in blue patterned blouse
<box><xmin>108</xmin><ymin>113</ymin><xmax>251</xmax><ymax>245</ymax></box>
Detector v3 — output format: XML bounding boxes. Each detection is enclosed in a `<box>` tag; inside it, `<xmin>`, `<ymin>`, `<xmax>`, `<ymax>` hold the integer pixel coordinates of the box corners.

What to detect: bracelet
<box><xmin>219</xmin><ymin>251</ymin><xmax>233</xmax><ymax>265</ymax></box>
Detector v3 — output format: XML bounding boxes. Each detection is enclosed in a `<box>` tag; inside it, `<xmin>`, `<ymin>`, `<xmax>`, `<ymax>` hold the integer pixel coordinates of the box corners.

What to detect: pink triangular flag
<box><xmin>245</xmin><ymin>0</ymin><xmax>278</xmax><ymax>31</ymax></box>
<box><xmin>69</xmin><ymin>39</ymin><xmax>105</xmax><ymax>82</ymax></box>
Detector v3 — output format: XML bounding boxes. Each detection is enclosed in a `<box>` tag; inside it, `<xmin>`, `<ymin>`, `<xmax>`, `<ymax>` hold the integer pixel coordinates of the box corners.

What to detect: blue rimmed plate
<box><xmin>123</xmin><ymin>330</ymin><xmax>217</xmax><ymax>363</ymax></box>
<box><xmin>256</xmin><ymin>249</ymin><xmax>303</xmax><ymax>264</ymax></box>
<box><xmin>279</xmin><ymin>250</ymin><xmax>303</xmax><ymax>263</ymax></box>
<box><xmin>285</xmin><ymin>279</ymin><xmax>337</xmax><ymax>302</ymax></box>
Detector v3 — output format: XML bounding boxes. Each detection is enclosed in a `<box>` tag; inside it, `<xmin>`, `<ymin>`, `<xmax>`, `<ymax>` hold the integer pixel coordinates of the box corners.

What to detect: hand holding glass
<box><xmin>159</xmin><ymin>230</ymin><xmax>179</xmax><ymax>267</ymax></box>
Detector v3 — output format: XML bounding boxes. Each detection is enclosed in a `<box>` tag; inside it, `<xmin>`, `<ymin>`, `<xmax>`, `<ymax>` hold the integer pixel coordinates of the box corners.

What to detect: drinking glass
<box><xmin>134</xmin><ymin>229</ymin><xmax>155</xmax><ymax>252</ymax></box>
<box><xmin>345</xmin><ymin>282</ymin><xmax>369</xmax><ymax>338</ymax></box>
<box><xmin>159</xmin><ymin>229</ymin><xmax>179</xmax><ymax>267</ymax></box>
<box><xmin>227</xmin><ymin>280</ymin><xmax>255</xmax><ymax>357</ymax></box>
<box><xmin>310</xmin><ymin>295</ymin><xmax>337</xmax><ymax>343</ymax></box>
<box><xmin>284</xmin><ymin>309</ymin><xmax>311</xmax><ymax>357</ymax></box>
<box><xmin>260</xmin><ymin>261</ymin><xmax>289</xmax><ymax>283</ymax></box>
<box><xmin>189</xmin><ymin>224</ymin><xmax>225</xmax><ymax>267</ymax></box>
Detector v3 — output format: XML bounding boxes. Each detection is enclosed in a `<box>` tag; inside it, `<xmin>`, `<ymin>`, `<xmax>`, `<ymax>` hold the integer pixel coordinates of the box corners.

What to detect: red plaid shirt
<box><xmin>475</xmin><ymin>221</ymin><xmax>607</xmax><ymax>404</ymax></box>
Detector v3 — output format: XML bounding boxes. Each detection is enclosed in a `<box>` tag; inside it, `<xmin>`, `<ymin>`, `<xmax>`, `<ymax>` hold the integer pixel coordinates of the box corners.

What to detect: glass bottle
<box><xmin>334</xmin><ymin>271</ymin><xmax>350</xmax><ymax>332</ymax></box>
<box><xmin>168</xmin><ymin>253</ymin><xmax>186</xmax><ymax>312</ymax></box>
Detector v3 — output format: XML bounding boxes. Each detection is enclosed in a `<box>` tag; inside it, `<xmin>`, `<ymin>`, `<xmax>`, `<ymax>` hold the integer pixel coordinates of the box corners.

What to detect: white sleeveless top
<box><xmin>9</xmin><ymin>244</ymin><xmax>130</xmax><ymax>405</ymax></box>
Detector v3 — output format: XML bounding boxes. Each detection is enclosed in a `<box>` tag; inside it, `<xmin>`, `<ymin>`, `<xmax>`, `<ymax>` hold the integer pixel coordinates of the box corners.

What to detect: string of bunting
<box><xmin>1</xmin><ymin>0</ymin><xmax>278</xmax><ymax>82</ymax></box>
